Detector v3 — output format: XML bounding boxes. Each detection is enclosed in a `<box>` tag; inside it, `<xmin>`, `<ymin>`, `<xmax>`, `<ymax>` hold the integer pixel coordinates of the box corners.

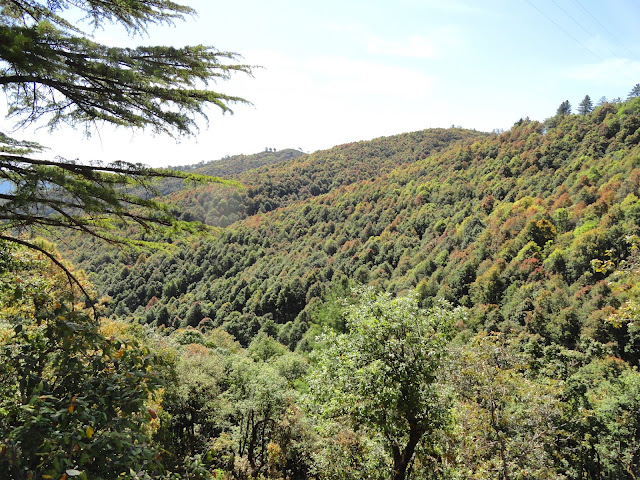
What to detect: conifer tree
<box><xmin>578</xmin><ymin>95</ymin><xmax>593</xmax><ymax>115</ymax></box>
<box><xmin>0</xmin><ymin>0</ymin><xmax>252</xmax><ymax>135</ymax></box>
<box><xmin>629</xmin><ymin>83</ymin><xmax>640</xmax><ymax>100</ymax></box>
<box><xmin>556</xmin><ymin>100</ymin><xmax>571</xmax><ymax>116</ymax></box>
<box><xmin>0</xmin><ymin>1</ymin><xmax>251</xmax><ymax>285</ymax></box>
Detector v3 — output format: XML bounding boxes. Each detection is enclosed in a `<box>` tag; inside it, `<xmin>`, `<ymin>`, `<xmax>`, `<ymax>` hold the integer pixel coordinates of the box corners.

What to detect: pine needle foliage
<box><xmin>0</xmin><ymin>0</ymin><xmax>251</xmax><ymax>298</ymax></box>
<box><xmin>0</xmin><ymin>0</ymin><xmax>253</xmax><ymax>134</ymax></box>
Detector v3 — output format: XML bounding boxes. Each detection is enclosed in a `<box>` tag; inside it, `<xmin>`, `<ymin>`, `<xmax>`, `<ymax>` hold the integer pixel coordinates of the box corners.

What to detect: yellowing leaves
<box><xmin>86</xmin><ymin>426</ymin><xmax>94</xmax><ymax>438</ymax></box>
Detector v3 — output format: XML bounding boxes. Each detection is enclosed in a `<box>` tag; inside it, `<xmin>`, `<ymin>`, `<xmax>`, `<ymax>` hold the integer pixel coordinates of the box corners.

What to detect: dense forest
<box><xmin>3</xmin><ymin>93</ymin><xmax>639</xmax><ymax>479</ymax></box>
<box><xmin>64</xmin><ymin>97</ymin><xmax>640</xmax><ymax>366</ymax></box>
<box><xmin>6</xmin><ymin>0</ymin><xmax>640</xmax><ymax>477</ymax></box>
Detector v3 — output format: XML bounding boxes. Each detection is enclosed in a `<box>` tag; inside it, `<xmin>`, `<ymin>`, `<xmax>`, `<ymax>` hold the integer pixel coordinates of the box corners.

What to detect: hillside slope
<box><xmin>69</xmin><ymin>99</ymin><xmax>640</xmax><ymax>366</ymax></box>
<box><xmin>166</xmin><ymin>128</ymin><xmax>483</xmax><ymax>226</ymax></box>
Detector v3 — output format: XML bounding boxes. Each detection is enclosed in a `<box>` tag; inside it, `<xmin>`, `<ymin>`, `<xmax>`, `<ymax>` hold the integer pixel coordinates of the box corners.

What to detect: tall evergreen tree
<box><xmin>556</xmin><ymin>100</ymin><xmax>571</xmax><ymax>116</ymax></box>
<box><xmin>0</xmin><ymin>1</ymin><xmax>250</xmax><ymax>287</ymax></box>
<box><xmin>0</xmin><ymin>1</ymin><xmax>252</xmax><ymax>135</ymax></box>
<box><xmin>629</xmin><ymin>83</ymin><xmax>640</xmax><ymax>100</ymax></box>
<box><xmin>578</xmin><ymin>95</ymin><xmax>593</xmax><ymax>115</ymax></box>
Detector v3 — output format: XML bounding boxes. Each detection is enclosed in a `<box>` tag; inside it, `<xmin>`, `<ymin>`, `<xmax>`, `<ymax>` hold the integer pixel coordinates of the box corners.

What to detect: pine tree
<box><xmin>578</xmin><ymin>95</ymin><xmax>593</xmax><ymax>115</ymax></box>
<box><xmin>556</xmin><ymin>100</ymin><xmax>571</xmax><ymax>116</ymax></box>
<box><xmin>0</xmin><ymin>1</ymin><xmax>249</xmax><ymax>290</ymax></box>
<box><xmin>0</xmin><ymin>1</ymin><xmax>252</xmax><ymax>135</ymax></box>
<box><xmin>628</xmin><ymin>84</ymin><xmax>640</xmax><ymax>100</ymax></box>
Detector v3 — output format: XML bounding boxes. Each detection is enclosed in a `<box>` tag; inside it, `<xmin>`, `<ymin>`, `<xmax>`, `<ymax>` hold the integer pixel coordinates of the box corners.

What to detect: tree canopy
<box><xmin>0</xmin><ymin>0</ymin><xmax>252</xmax><ymax>134</ymax></box>
<box><xmin>0</xmin><ymin>0</ymin><xmax>250</xmax><ymax>292</ymax></box>
<box><xmin>309</xmin><ymin>289</ymin><xmax>464</xmax><ymax>480</ymax></box>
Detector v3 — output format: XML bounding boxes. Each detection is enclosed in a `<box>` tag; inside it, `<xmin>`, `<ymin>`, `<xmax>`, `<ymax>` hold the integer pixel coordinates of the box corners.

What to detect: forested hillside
<box><xmin>69</xmin><ymin>98</ymin><xmax>640</xmax><ymax>364</ymax></box>
<box><xmin>5</xmin><ymin>96</ymin><xmax>640</xmax><ymax>479</ymax></box>
<box><xmin>163</xmin><ymin>129</ymin><xmax>482</xmax><ymax>226</ymax></box>
<box><xmin>155</xmin><ymin>148</ymin><xmax>304</xmax><ymax>200</ymax></box>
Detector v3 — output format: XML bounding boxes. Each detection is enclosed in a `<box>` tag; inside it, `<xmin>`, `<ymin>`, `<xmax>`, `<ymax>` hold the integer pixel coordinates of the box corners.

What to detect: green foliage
<box><xmin>308</xmin><ymin>289</ymin><xmax>464</xmax><ymax>480</ymax></box>
<box><xmin>61</xmin><ymin>95</ymin><xmax>640</xmax><ymax>362</ymax></box>
<box><xmin>555</xmin><ymin>355</ymin><xmax>640</xmax><ymax>479</ymax></box>
<box><xmin>0</xmin><ymin>1</ymin><xmax>252</xmax><ymax>135</ymax></box>
<box><xmin>153</xmin><ymin>327</ymin><xmax>313</xmax><ymax>480</ymax></box>
<box><xmin>578</xmin><ymin>95</ymin><xmax>594</xmax><ymax>115</ymax></box>
<box><xmin>0</xmin><ymin>245</ymin><xmax>163</xmax><ymax>479</ymax></box>
<box><xmin>452</xmin><ymin>333</ymin><xmax>563</xmax><ymax>479</ymax></box>
<box><xmin>1</xmin><ymin>0</ymin><xmax>248</xmax><ymax>298</ymax></box>
<box><xmin>0</xmin><ymin>155</ymin><xmax>234</xmax><ymax>301</ymax></box>
<box><xmin>556</xmin><ymin>99</ymin><xmax>571</xmax><ymax>116</ymax></box>
<box><xmin>25</xmin><ymin>87</ymin><xmax>640</xmax><ymax>479</ymax></box>
<box><xmin>592</xmin><ymin>367</ymin><xmax>640</xmax><ymax>477</ymax></box>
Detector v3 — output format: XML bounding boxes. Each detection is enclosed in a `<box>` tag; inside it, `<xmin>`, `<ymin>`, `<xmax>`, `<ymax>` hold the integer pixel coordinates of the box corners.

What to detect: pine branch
<box><xmin>0</xmin><ymin>24</ymin><xmax>254</xmax><ymax>135</ymax></box>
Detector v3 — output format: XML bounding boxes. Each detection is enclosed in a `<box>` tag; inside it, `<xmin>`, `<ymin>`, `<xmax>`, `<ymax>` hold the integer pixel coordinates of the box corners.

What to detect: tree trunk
<box><xmin>392</xmin><ymin>425</ymin><xmax>423</xmax><ymax>480</ymax></box>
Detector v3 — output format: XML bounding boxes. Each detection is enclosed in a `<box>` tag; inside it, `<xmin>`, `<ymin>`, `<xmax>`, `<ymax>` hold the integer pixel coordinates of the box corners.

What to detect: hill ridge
<box><xmin>65</xmin><ymin>98</ymin><xmax>640</xmax><ymax>366</ymax></box>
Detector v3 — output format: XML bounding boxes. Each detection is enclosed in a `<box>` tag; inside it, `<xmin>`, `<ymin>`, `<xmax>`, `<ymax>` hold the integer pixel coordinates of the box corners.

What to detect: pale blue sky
<box><xmin>4</xmin><ymin>0</ymin><xmax>640</xmax><ymax>166</ymax></box>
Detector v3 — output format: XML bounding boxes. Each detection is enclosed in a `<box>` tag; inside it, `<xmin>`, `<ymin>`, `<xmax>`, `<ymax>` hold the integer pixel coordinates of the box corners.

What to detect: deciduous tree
<box><xmin>308</xmin><ymin>288</ymin><xmax>465</xmax><ymax>480</ymax></box>
<box><xmin>0</xmin><ymin>241</ymin><xmax>164</xmax><ymax>479</ymax></box>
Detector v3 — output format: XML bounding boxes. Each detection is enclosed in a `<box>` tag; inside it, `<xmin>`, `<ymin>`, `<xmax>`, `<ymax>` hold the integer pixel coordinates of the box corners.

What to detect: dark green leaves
<box><xmin>0</xmin><ymin>301</ymin><xmax>163</xmax><ymax>478</ymax></box>
<box><xmin>0</xmin><ymin>23</ymin><xmax>252</xmax><ymax>135</ymax></box>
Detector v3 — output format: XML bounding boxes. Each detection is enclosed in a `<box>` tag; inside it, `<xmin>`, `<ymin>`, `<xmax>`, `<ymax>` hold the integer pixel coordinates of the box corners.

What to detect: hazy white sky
<box><xmin>3</xmin><ymin>0</ymin><xmax>640</xmax><ymax>167</ymax></box>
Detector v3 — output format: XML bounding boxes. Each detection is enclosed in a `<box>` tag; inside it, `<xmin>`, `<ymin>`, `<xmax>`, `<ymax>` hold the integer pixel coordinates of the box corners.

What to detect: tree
<box><xmin>0</xmin><ymin>241</ymin><xmax>164</xmax><ymax>479</ymax></box>
<box><xmin>556</xmin><ymin>100</ymin><xmax>571</xmax><ymax>116</ymax></box>
<box><xmin>226</xmin><ymin>356</ymin><xmax>290</xmax><ymax>478</ymax></box>
<box><xmin>628</xmin><ymin>83</ymin><xmax>640</xmax><ymax>100</ymax></box>
<box><xmin>452</xmin><ymin>333</ymin><xmax>563</xmax><ymax>479</ymax></box>
<box><xmin>0</xmin><ymin>147</ymin><xmax>239</xmax><ymax>299</ymax></box>
<box><xmin>184</xmin><ymin>301</ymin><xmax>204</xmax><ymax>327</ymax></box>
<box><xmin>578</xmin><ymin>95</ymin><xmax>593</xmax><ymax>115</ymax></box>
<box><xmin>0</xmin><ymin>0</ymin><xmax>250</xmax><ymax>292</ymax></box>
<box><xmin>308</xmin><ymin>288</ymin><xmax>465</xmax><ymax>480</ymax></box>
<box><xmin>0</xmin><ymin>1</ymin><xmax>252</xmax><ymax>135</ymax></box>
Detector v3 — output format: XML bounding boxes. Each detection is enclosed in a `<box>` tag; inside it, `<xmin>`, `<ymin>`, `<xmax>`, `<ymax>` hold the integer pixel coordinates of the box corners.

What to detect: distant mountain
<box><xmin>187</xmin><ymin>148</ymin><xmax>305</xmax><ymax>177</ymax></box>
<box><xmin>166</xmin><ymin>129</ymin><xmax>483</xmax><ymax>226</ymax></box>
<box><xmin>150</xmin><ymin>148</ymin><xmax>305</xmax><ymax>198</ymax></box>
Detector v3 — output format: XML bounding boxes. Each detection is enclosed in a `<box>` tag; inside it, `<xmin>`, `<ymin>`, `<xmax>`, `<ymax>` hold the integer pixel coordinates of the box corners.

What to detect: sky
<box><xmin>3</xmin><ymin>0</ymin><xmax>640</xmax><ymax>167</ymax></box>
